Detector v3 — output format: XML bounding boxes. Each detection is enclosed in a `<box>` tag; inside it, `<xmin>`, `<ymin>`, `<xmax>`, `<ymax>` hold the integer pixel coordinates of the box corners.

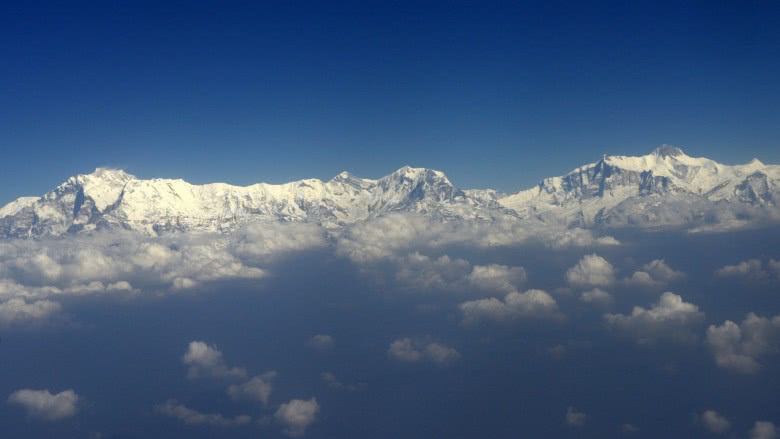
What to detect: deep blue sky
<box><xmin>2</xmin><ymin>1</ymin><xmax>779</xmax><ymax>204</ymax></box>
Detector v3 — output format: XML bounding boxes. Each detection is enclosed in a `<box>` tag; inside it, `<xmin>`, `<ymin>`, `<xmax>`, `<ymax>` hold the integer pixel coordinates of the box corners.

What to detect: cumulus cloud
<box><xmin>621</xmin><ymin>423</ymin><xmax>640</xmax><ymax>433</ymax></box>
<box><xmin>351</xmin><ymin>247</ymin><xmax>528</xmax><ymax>297</ymax></box>
<box><xmin>751</xmin><ymin>421</ymin><xmax>778</xmax><ymax>439</ymax></box>
<box><xmin>460</xmin><ymin>289</ymin><xmax>559</xmax><ymax>324</ymax></box>
<box><xmin>182</xmin><ymin>341</ymin><xmax>247</xmax><ymax>379</ymax></box>
<box><xmin>228</xmin><ymin>222</ymin><xmax>327</xmax><ymax>263</ymax></box>
<box><xmin>769</xmin><ymin>259</ymin><xmax>780</xmax><ymax>277</ymax></box>
<box><xmin>604</xmin><ymin>293</ymin><xmax>704</xmax><ymax>345</ymax></box>
<box><xmin>387</xmin><ymin>338</ymin><xmax>460</xmax><ymax>366</ymax></box>
<box><xmin>0</xmin><ymin>232</ymin><xmax>271</xmax><ymax>300</ymax></box>
<box><xmin>336</xmin><ymin>214</ymin><xmax>619</xmax><ymax>264</ymax></box>
<box><xmin>565</xmin><ymin>406</ymin><xmax>587</xmax><ymax>427</ymax></box>
<box><xmin>227</xmin><ymin>372</ymin><xmax>277</xmax><ymax>406</ymax></box>
<box><xmin>274</xmin><ymin>398</ymin><xmax>319</xmax><ymax>437</ymax></box>
<box><xmin>321</xmin><ymin>372</ymin><xmax>367</xmax><ymax>392</ymax></box>
<box><xmin>700</xmin><ymin>410</ymin><xmax>730</xmax><ymax>434</ymax></box>
<box><xmin>716</xmin><ymin>259</ymin><xmax>767</xmax><ymax>280</ymax></box>
<box><xmin>467</xmin><ymin>264</ymin><xmax>527</xmax><ymax>294</ymax></box>
<box><xmin>393</xmin><ymin>253</ymin><xmax>470</xmax><ymax>292</ymax></box>
<box><xmin>155</xmin><ymin>400</ymin><xmax>251</xmax><ymax>427</ymax></box>
<box><xmin>566</xmin><ymin>254</ymin><xmax>616</xmax><ymax>287</ymax></box>
<box><xmin>0</xmin><ymin>223</ymin><xmax>329</xmax><ymax>303</ymax></box>
<box><xmin>580</xmin><ymin>288</ymin><xmax>613</xmax><ymax>306</ymax></box>
<box><xmin>625</xmin><ymin>259</ymin><xmax>685</xmax><ymax>287</ymax></box>
<box><xmin>706</xmin><ymin>313</ymin><xmax>780</xmax><ymax>374</ymax></box>
<box><xmin>7</xmin><ymin>389</ymin><xmax>79</xmax><ymax>421</ymax></box>
<box><xmin>0</xmin><ymin>298</ymin><xmax>61</xmax><ymax>326</ymax></box>
<box><xmin>305</xmin><ymin>334</ymin><xmax>334</xmax><ymax>351</ymax></box>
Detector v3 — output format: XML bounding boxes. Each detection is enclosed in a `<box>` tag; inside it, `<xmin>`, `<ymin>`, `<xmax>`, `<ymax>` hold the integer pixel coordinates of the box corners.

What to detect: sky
<box><xmin>3</xmin><ymin>4</ymin><xmax>780</xmax><ymax>437</ymax></box>
<box><xmin>1</xmin><ymin>0</ymin><xmax>780</xmax><ymax>205</ymax></box>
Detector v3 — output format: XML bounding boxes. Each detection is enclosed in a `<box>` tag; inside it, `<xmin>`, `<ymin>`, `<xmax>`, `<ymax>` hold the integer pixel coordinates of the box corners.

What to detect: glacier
<box><xmin>1</xmin><ymin>146</ymin><xmax>778</xmax><ymax>239</ymax></box>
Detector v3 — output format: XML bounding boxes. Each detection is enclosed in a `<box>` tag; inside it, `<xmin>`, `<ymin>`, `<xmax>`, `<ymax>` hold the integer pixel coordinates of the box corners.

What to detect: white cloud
<box><xmin>0</xmin><ymin>224</ymin><xmax>326</xmax><ymax>302</ymax></box>
<box><xmin>7</xmin><ymin>389</ymin><xmax>79</xmax><ymax>421</ymax></box>
<box><xmin>155</xmin><ymin>400</ymin><xmax>251</xmax><ymax>427</ymax></box>
<box><xmin>706</xmin><ymin>313</ymin><xmax>780</xmax><ymax>374</ymax></box>
<box><xmin>580</xmin><ymin>288</ymin><xmax>613</xmax><ymax>306</ymax></box>
<box><xmin>0</xmin><ymin>298</ymin><xmax>61</xmax><ymax>326</ymax></box>
<box><xmin>460</xmin><ymin>289</ymin><xmax>559</xmax><ymax>324</ymax></box>
<box><xmin>641</xmin><ymin>259</ymin><xmax>685</xmax><ymax>282</ymax></box>
<box><xmin>716</xmin><ymin>259</ymin><xmax>767</xmax><ymax>280</ymax></box>
<box><xmin>769</xmin><ymin>259</ymin><xmax>780</xmax><ymax>278</ymax></box>
<box><xmin>228</xmin><ymin>223</ymin><xmax>327</xmax><ymax>263</ymax></box>
<box><xmin>394</xmin><ymin>253</ymin><xmax>471</xmax><ymax>292</ymax></box>
<box><xmin>335</xmin><ymin>214</ymin><xmax>619</xmax><ymax>265</ymax></box>
<box><xmin>621</xmin><ymin>423</ymin><xmax>639</xmax><ymax>433</ymax></box>
<box><xmin>227</xmin><ymin>372</ymin><xmax>277</xmax><ymax>406</ymax></box>
<box><xmin>565</xmin><ymin>406</ymin><xmax>586</xmax><ymax>427</ymax></box>
<box><xmin>700</xmin><ymin>410</ymin><xmax>730</xmax><ymax>434</ymax></box>
<box><xmin>305</xmin><ymin>334</ymin><xmax>334</xmax><ymax>351</ymax></box>
<box><xmin>320</xmin><ymin>372</ymin><xmax>366</xmax><ymax>392</ymax></box>
<box><xmin>566</xmin><ymin>254</ymin><xmax>616</xmax><ymax>287</ymax></box>
<box><xmin>467</xmin><ymin>264</ymin><xmax>527</xmax><ymax>294</ymax></box>
<box><xmin>625</xmin><ymin>260</ymin><xmax>684</xmax><ymax>287</ymax></box>
<box><xmin>274</xmin><ymin>398</ymin><xmax>319</xmax><ymax>437</ymax></box>
<box><xmin>387</xmin><ymin>338</ymin><xmax>460</xmax><ymax>366</ymax></box>
<box><xmin>604</xmin><ymin>293</ymin><xmax>704</xmax><ymax>345</ymax></box>
<box><xmin>751</xmin><ymin>421</ymin><xmax>778</xmax><ymax>439</ymax></box>
<box><xmin>0</xmin><ymin>232</ymin><xmax>271</xmax><ymax>300</ymax></box>
<box><xmin>182</xmin><ymin>341</ymin><xmax>246</xmax><ymax>379</ymax></box>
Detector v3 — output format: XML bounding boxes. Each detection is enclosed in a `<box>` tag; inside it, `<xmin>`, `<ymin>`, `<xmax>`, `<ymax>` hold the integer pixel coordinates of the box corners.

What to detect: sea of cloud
<box><xmin>1</xmin><ymin>215</ymin><xmax>779</xmax><ymax>438</ymax></box>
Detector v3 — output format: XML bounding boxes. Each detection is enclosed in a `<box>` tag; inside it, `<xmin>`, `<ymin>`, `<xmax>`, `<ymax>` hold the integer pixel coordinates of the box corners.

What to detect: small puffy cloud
<box><xmin>182</xmin><ymin>341</ymin><xmax>246</xmax><ymax>379</ymax></box>
<box><xmin>604</xmin><ymin>293</ymin><xmax>704</xmax><ymax>345</ymax></box>
<box><xmin>394</xmin><ymin>253</ymin><xmax>471</xmax><ymax>292</ymax></box>
<box><xmin>566</xmin><ymin>254</ymin><xmax>616</xmax><ymax>287</ymax></box>
<box><xmin>0</xmin><ymin>298</ymin><xmax>61</xmax><ymax>326</ymax></box>
<box><xmin>625</xmin><ymin>260</ymin><xmax>684</xmax><ymax>287</ymax></box>
<box><xmin>565</xmin><ymin>406</ymin><xmax>587</xmax><ymax>427</ymax></box>
<box><xmin>320</xmin><ymin>372</ymin><xmax>366</xmax><ymax>392</ymax></box>
<box><xmin>580</xmin><ymin>288</ymin><xmax>612</xmax><ymax>306</ymax></box>
<box><xmin>227</xmin><ymin>372</ymin><xmax>277</xmax><ymax>406</ymax></box>
<box><xmin>155</xmin><ymin>400</ymin><xmax>251</xmax><ymax>427</ymax></box>
<box><xmin>751</xmin><ymin>421</ymin><xmax>778</xmax><ymax>439</ymax></box>
<box><xmin>7</xmin><ymin>389</ymin><xmax>79</xmax><ymax>421</ymax></box>
<box><xmin>716</xmin><ymin>259</ymin><xmax>767</xmax><ymax>280</ymax></box>
<box><xmin>387</xmin><ymin>338</ymin><xmax>422</xmax><ymax>363</ymax></box>
<box><xmin>769</xmin><ymin>259</ymin><xmax>780</xmax><ymax>277</ymax></box>
<box><xmin>706</xmin><ymin>313</ymin><xmax>780</xmax><ymax>374</ymax></box>
<box><xmin>387</xmin><ymin>338</ymin><xmax>460</xmax><ymax>366</ymax></box>
<box><xmin>546</xmin><ymin>344</ymin><xmax>567</xmax><ymax>359</ymax></box>
<box><xmin>467</xmin><ymin>264</ymin><xmax>526</xmax><ymax>294</ymax></box>
<box><xmin>460</xmin><ymin>289</ymin><xmax>559</xmax><ymax>324</ymax></box>
<box><xmin>621</xmin><ymin>423</ymin><xmax>639</xmax><ymax>433</ymax></box>
<box><xmin>642</xmin><ymin>259</ymin><xmax>684</xmax><ymax>282</ymax></box>
<box><xmin>700</xmin><ymin>410</ymin><xmax>730</xmax><ymax>434</ymax></box>
<box><xmin>393</xmin><ymin>253</ymin><xmax>526</xmax><ymax>296</ymax></box>
<box><xmin>274</xmin><ymin>398</ymin><xmax>319</xmax><ymax>437</ymax></box>
<box><xmin>305</xmin><ymin>334</ymin><xmax>334</xmax><ymax>351</ymax></box>
<box><xmin>424</xmin><ymin>342</ymin><xmax>462</xmax><ymax>365</ymax></box>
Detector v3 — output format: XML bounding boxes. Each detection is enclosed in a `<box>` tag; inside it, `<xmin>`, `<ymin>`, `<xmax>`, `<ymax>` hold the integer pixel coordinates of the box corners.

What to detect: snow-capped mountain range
<box><xmin>1</xmin><ymin>146</ymin><xmax>778</xmax><ymax>238</ymax></box>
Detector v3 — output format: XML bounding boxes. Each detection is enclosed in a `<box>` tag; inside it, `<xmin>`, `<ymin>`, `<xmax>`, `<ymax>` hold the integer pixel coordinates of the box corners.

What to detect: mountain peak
<box><xmin>392</xmin><ymin>165</ymin><xmax>447</xmax><ymax>178</ymax></box>
<box><xmin>652</xmin><ymin>145</ymin><xmax>685</xmax><ymax>158</ymax></box>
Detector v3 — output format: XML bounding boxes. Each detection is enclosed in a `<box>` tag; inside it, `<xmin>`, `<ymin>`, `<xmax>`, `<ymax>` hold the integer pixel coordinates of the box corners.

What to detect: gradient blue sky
<box><xmin>2</xmin><ymin>0</ymin><xmax>779</xmax><ymax>204</ymax></box>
